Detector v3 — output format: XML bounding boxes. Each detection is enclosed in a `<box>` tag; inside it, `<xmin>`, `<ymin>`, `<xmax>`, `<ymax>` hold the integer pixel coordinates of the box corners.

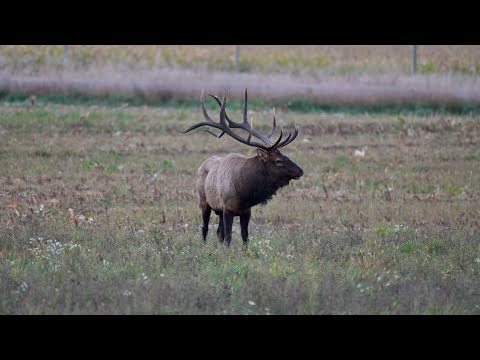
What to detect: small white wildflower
<box><xmin>394</xmin><ymin>224</ymin><xmax>409</xmax><ymax>234</ymax></box>
<box><xmin>248</xmin><ymin>301</ymin><xmax>256</xmax><ymax>306</ymax></box>
<box><xmin>475</xmin><ymin>257</ymin><xmax>480</xmax><ymax>263</ymax></box>
<box><xmin>357</xmin><ymin>283</ymin><xmax>362</xmax><ymax>288</ymax></box>
<box><xmin>39</xmin><ymin>204</ymin><xmax>44</xmax><ymax>212</ymax></box>
<box><xmin>123</xmin><ymin>290</ymin><xmax>132</xmax><ymax>296</ymax></box>
<box><xmin>20</xmin><ymin>282</ymin><xmax>28</xmax><ymax>292</ymax></box>
<box><xmin>386</xmin><ymin>282</ymin><xmax>391</xmax><ymax>287</ymax></box>
<box><xmin>377</xmin><ymin>276</ymin><xmax>382</xmax><ymax>282</ymax></box>
<box><xmin>78</xmin><ymin>215</ymin><xmax>86</xmax><ymax>221</ymax></box>
<box><xmin>141</xmin><ymin>273</ymin><xmax>150</xmax><ymax>284</ymax></box>
<box><xmin>160</xmin><ymin>273</ymin><xmax>165</xmax><ymax>277</ymax></box>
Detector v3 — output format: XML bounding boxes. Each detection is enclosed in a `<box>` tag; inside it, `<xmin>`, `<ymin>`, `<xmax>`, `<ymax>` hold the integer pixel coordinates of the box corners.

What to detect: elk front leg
<box><xmin>201</xmin><ymin>206</ymin><xmax>212</xmax><ymax>242</ymax></box>
<box><xmin>216</xmin><ymin>213</ymin><xmax>225</xmax><ymax>243</ymax></box>
<box><xmin>240</xmin><ymin>209</ymin><xmax>251</xmax><ymax>247</ymax></box>
<box><xmin>223</xmin><ymin>210</ymin><xmax>234</xmax><ymax>246</ymax></box>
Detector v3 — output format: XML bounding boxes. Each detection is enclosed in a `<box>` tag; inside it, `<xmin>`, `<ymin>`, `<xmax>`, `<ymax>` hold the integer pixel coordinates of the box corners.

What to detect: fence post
<box><xmin>63</xmin><ymin>45</ymin><xmax>70</xmax><ymax>70</ymax></box>
<box><xmin>155</xmin><ymin>46</ymin><xmax>162</xmax><ymax>67</ymax></box>
<box><xmin>412</xmin><ymin>45</ymin><xmax>417</xmax><ymax>74</ymax></box>
<box><xmin>235</xmin><ymin>45</ymin><xmax>240</xmax><ymax>72</ymax></box>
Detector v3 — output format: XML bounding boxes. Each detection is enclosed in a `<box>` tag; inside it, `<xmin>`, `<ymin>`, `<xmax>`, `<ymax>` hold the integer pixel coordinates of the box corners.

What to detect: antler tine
<box><xmin>243</xmin><ymin>88</ymin><xmax>249</xmax><ymax>125</ymax></box>
<box><xmin>200</xmin><ymin>89</ymin><xmax>216</xmax><ymax>124</ymax></box>
<box><xmin>219</xmin><ymin>89</ymin><xmax>229</xmax><ymax>128</ymax></box>
<box><xmin>276</xmin><ymin>124</ymin><xmax>300</xmax><ymax>149</ymax></box>
<box><xmin>181</xmin><ymin>89</ymin><xmax>218</xmax><ymax>134</ymax></box>
<box><xmin>268</xmin><ymin>125</ymin><xmax>284</xmax><ymax>150</ymax></box>
<box><xmin>204</xmin><ymin>129</ymin><xmax>225</xmax><ymax>138</ymax></box>
<box><xmin>208</xmin><ymin>93</ymin><xmax>241</xmax><ymax>127</ymax></box>
<box><xmin>290</xmin><ymin>124</ymin><xmax>300</xmax><ymax>143</ymax></box>
<box><xmin>247</xmin><ymin>117</ymin><xmax>253</xmax><ymax>144</ymax></box>
<box><xmin>180</xmin><ymin>89</ymin><xmax>217</xmax><ymax>134</ymax></box>
<box><xmin>266</xmin><ymin>108</ymin><xmax>277</xmax><ymax>139</ymax></box>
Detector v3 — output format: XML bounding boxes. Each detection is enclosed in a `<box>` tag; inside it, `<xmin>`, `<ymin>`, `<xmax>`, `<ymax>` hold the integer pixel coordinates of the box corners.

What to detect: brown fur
<box><xmin>196</xmin><ymin>149</ymin><xmax>303</xmax><ymax>246</ymax></box>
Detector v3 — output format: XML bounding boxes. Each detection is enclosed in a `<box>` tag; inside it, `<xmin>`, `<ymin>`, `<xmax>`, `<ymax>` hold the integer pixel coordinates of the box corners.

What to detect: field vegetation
<box><xmin>2</xmin><ymin>45</ymin><xmax>480</xmax><ymax>75</ymax></box>
<box><xmin>1</xmin><ymin>98</ymin><xmax>479</xmax><ymax>314</ymax></box>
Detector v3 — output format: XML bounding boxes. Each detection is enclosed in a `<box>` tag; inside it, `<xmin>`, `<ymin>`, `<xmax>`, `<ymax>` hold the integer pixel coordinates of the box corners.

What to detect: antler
<box><xmin>181</xmin><ymin>89</ymin><xmax>299</xmax><ymax>151</ymax></box>
<box><xmin>208</xmin><ymin>89</ymin><xmax>276</xmax><ymax>146</ymax></box>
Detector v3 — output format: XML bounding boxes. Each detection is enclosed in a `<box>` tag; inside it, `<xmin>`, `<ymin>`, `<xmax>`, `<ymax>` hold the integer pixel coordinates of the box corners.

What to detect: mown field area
<box><xmin>1</xmin><ymin>96</ymin><xmax>479</xmax><ymax>314</ymax></box>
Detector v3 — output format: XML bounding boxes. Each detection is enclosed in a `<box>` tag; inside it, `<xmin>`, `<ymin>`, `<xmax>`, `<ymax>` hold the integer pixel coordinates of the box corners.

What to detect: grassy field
<box><xmin>2</xmin><ymin>45</ymin><xmax>480</xmax><ymax>75</ymax></box>
<box><xmin>1</xmin><ymin>98</ymin><xmax>479</xmax><ymax>314</ymax></box>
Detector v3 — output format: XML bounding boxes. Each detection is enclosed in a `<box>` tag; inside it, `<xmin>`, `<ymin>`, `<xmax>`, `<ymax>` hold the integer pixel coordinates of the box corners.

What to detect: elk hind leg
<box><xmin>216</xmin><ymin>212</ymin><xmax>225</xmax><ymax>243</ymax></box>
<box><xmin>201</xmin><ymin>205</ymin><xmax>212</xmax><ymax>242</ymax></box>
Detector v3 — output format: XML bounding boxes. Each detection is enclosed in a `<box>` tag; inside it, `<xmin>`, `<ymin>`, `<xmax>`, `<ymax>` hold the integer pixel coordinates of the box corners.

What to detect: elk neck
<box><xmin>236</xmin><ymin>155</ymin><xmax>284</xmax><ymax>209</ymax></box>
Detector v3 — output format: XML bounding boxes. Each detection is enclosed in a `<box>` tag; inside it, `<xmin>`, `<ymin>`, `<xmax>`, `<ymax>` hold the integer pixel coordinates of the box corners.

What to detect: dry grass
<box><xmin>2</xmin><ymin>45</ymin><xmax>480</xmax><ymax>75</ymax></box>
<box><xmin>1</xmin><ymin>101</ymin><xmax>479</xmax><ymax>314</ymax></box>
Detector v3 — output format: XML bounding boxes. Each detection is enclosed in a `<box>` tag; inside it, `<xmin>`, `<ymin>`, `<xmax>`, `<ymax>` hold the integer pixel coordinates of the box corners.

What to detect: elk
<box><xmin>181</xmin><ymin>89</ymin><xmax>304</xmax><ymax>247</ymax></box>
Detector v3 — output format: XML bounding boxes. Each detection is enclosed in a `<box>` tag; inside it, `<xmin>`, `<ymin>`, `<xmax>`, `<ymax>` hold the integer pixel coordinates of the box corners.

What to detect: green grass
<box><xmin>3</xmin><ymin>92</ymin><xmax>480</xmax><ymax>116</ymax></box>
<box><xmin>1</xmin><ymin>103</ymin><xmax>479</xmax><ymax>314</ymax></box>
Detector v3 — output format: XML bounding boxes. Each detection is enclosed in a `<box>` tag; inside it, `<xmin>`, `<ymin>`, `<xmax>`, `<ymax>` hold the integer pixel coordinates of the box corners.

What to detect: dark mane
<box><xmin>238</xmin><ymin>158</ymin><xmax>287</xmax><ymax>209</ymax></box>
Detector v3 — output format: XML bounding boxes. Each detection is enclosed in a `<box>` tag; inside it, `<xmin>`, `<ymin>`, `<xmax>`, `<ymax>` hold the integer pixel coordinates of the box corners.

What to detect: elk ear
<box><xmin>257</xmin><ymin>148</ymin><xmax>269</xmax><ymax>162</ymax></box>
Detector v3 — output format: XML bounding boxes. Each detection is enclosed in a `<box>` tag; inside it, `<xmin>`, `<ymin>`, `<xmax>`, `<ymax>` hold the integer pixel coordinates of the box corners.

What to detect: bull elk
<box><xmin>182</xmin><ymin>89</ymin><xmax>304</xmax><ymax>247</ymax></box>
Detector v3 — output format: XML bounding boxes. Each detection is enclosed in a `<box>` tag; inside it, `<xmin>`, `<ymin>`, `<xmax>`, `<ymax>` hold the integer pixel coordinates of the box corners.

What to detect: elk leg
<box><xmin>201</xmin><ymin>206</ymin><xmax>212</xmax><ymax>242</ymax></box>
<box><xmin>223</xmin><ymin>210</ymin><xmax>234</xmax><ymax>246</ymax></box>
<box><xmin>216</xmin><ymin>213</ymin><xmax>225</xmax><ymax>243</ymax></box>
<box><xmin>240</xmin><ymin>210</ymin><xmax>251</xmax><ymax>247</ymax></box>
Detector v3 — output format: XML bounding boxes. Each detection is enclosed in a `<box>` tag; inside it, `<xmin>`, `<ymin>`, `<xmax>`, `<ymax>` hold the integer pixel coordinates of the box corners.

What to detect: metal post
<box><xmin>63</xmin><ymin>45</ymin><xmax>70</xmax><ymax>70</ymax></box>
<box><xmin>412</xmin><ymin>45</ymin><xmax>417</xmax><ymax>74</ymax></box>
<box><xmin>235</xmin><ymin>45</ymin><xmax>240</xmax><ymax>72</ymax></box>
